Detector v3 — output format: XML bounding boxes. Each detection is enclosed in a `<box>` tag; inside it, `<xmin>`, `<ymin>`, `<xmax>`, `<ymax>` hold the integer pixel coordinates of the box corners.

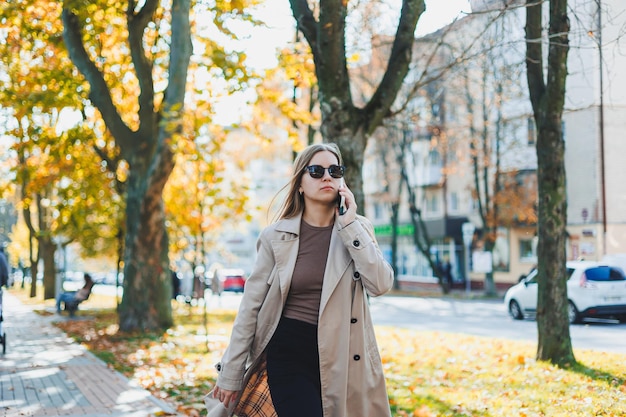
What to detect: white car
<box><xmin>504</xmin><ymin>260</ymin><xmax>626</xmax><ymax>324</ymax></box>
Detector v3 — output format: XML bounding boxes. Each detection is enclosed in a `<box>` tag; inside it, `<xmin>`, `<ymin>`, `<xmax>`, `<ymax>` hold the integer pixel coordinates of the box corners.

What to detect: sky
<box><xmin>56</xmin><ymin>0</ymin><xmax>473</xmax><ymax>128</ymax></box>
<box><xmin>416</xmin><ymin>0</ymin><xmax>472</xmax><ymax>35</ymax></box>
<box><xmin>214</xmin><ymin>0</ymin><xmax>472</xmax><ymax>123</ymax></box>
<box><xmin>241</xmin><ymin>0</ymin><xmax>473</xmax><ymax>71</ymax></box>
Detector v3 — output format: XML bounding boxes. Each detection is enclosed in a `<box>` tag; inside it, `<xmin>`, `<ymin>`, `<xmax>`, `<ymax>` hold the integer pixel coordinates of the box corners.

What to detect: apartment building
<box><xmin>362</xmin><ymin>0</ymin><xmax>626</xmax><ymax>288</ymax></box>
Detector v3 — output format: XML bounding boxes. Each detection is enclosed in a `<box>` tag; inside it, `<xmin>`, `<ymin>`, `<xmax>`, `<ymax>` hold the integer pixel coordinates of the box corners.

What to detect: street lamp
<box><xmin>462</xmin><ymin>222</ymin><xmax>475</xmax><ymax>295</ymax></box>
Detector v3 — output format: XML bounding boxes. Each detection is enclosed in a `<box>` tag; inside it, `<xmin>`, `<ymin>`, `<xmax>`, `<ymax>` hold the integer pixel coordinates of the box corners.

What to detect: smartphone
<box><xmin>338</xmin><ymin>179</ymin><xmax>346</xmax><ymax>215</ymax></box>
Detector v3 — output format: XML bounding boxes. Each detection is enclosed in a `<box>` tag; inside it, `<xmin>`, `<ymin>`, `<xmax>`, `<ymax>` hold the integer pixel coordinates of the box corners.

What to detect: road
<box><xmin>94</xmin><ymin>286</ymin><xmax>626</xmax><ymax>354</ymax></box>
<box><xmin>369</xmin><ymin>295</ymin><xmax>626</xmax><ymax>354</ymax></box>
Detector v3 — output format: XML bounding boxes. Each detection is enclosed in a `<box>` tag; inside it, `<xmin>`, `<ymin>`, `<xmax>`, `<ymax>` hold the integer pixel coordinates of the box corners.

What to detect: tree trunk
<box><xmin>29</xmin><ymin>251</ymin><xmax>38</xmax><ymax>299</ymax></box>
<box><xmin>390</xmin><ymin>202</ymin><xmax>400</xmax><ymax>290</ymax></box>
<box><xmin>40</xmin><ymin>237</ymin><xmax>56</xmax><ymax>300</ymax></box>
<box><xmin>22</xmin><ymin>196</ymin><xmax>41</xmax><ymax>299</ymax></box>
<box><xmin>484</xmin><ymin>269</ymin><xmax>496</xmax><ymax>296</ymax></box>
<box><xmin>483</xmin><ymin>239</ymin><xmax>497</xmax><ymax>296</ymax></box>
<box><xmin>334</xmin><ymin>127</ymin><xmax>367</xmax><ymax>213</ymax></box>
<box><xmin>62</xmin><ymin>0</ymin><xmax>192</xmax><ymax>332</ymax></box>
<box><xmin>526</xmin><ymin>0</ymin><xmax>575</xmax><ymax>366</ymax></box>
<box><xmin>119</xmin><ymin>153</ymin><xmax>173</xmax><ymax>330</ymax></box>
<box><xmin>535</xmin><ymin>123</ymin><xmax>571</xmax><ymax>364</ymax></box>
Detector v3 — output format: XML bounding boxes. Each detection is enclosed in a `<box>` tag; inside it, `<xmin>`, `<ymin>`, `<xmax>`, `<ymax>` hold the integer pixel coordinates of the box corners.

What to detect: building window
<box><xmin>374</xmin><ymin>202</ymin><xmax>383</xmax><ymax>220</ymax></box>
<box><xmin>426</xmin><ymin>195</ymin><xmax>439</xmax><ymax>213</ymax></box>
<box><xmin>468</xmin><ymin>195</ymin><xmax>478</xmax><ymax>212</ymax></box>
<box><xmin>519</xmin><ymin>238</ymin><xmax>537</xmax><ymax>263</ymax></box>
<box><xmin>449</xmin><ymin>192</ymin><xmax>459</xmax><ymax>212</ymax></box>
<box><xmin>428</xmin><ymin>150</ymin><xmax>441</xmax><ymax>165</ymax></box>
<box><xmin>493</xmin><ymin>227</ymin><xmax>510</xmax><ymax>272</ymax></box>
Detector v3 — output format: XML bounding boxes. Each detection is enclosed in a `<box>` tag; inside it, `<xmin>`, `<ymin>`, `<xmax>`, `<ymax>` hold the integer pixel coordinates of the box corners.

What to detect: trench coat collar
<box><xmin>271</xmin><ymin>215</ymin><xmax>300</xmax><ymax>305</ymax></box>
<box><xmin>272</xmin><ymin>212</ymin><xmax>352</xmax><ymax>316</ymax></box>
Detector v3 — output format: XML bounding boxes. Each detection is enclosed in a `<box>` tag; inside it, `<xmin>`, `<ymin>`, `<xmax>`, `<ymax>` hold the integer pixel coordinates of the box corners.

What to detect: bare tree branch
<box><xmin>289</xmin><ymin>0</ymin><xmax>318</xmax><ymax>59</ymax></box>
<box><xmin>62</xmin><ymin>9</ymin><xmax>134</xmax><ymax>150</ymax></box>
<box><xmin>363</xmin><ymin>0</ymin><xmax>425</xmax><ymax>134</ymax></box>
<box><xmin>127</xmin><ymin>0</ymin><xmax>159</xmax><ymax>138</ymax></box>
<box><xmin>525</xmin><ymin>0</ymin><xmax>545</xmax><ymax>113</ymax></box>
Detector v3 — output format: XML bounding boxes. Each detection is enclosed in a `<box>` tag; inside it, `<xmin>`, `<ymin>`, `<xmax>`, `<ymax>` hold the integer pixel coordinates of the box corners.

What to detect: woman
<box><xmin>210</xmin><ymin>143</ymin><xmax>394</xmax><ymax>417</ymax></box>
<box><xmin>55</xmin><ymin>273</ymin><xmax>94</xmax><ymax>313</ymax></box>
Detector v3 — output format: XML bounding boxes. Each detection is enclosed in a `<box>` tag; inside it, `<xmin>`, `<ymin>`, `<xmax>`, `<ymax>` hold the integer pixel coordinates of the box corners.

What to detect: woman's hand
<box><xmin>337</xmin><ymin>181</ymin><xmax>357</xmax><ymax>227</ymax></box>
<box><xmin>212</xmin><ymin>385</ymin><xmax>239</xmax><ymax>408</ymax></box>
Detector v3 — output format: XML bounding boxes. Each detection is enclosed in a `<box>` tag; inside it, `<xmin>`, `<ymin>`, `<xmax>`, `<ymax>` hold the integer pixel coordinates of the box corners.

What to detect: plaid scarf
<box><xmin>234</xmin><ymin>356</ymin><xmax>277</xmax><ymax>417</ymax></box>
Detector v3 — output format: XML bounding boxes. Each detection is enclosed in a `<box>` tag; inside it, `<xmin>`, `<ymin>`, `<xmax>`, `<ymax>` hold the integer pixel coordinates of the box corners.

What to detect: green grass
<box><xmin>9</xmin><ymin>286</ymin><xmax>626</xmax><ymax>416</ymax></box>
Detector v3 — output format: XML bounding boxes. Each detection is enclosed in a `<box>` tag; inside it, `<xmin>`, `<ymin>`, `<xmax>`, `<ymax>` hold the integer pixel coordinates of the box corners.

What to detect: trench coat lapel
<box><xmin>319</xmin><ymin>222</ymin><xmax>352</xmax><ymax>315</ymax></box>
<box><xmin>270</xmin><ymin>214</ymin><xmax>351</xmax><ymax>315</ymax></box>
<box><xmin>271</xmin><ymin>216</ymin><xmax>301</xmax><ymax>305</ymax></box>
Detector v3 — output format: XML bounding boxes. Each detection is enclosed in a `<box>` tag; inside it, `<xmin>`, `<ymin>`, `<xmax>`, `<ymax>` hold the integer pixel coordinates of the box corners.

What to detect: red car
<box><xmin>217</xmin><ymin>269</ymin><xmax>246</xmax><ymax>293</ymax></box>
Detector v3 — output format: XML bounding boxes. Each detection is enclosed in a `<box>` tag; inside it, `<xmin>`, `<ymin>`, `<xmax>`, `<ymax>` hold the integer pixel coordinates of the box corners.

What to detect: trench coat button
<box><xmin>215</xmin><ymin>363</ymin><xmax>222</xmax><ymax>372</ymax></box>
<box><xmin>353</xmin><ymin>354</ymin><xmax>361</xmax><ymax>361</ymax></box>
<box><xmin>350</xmin><ymin>318</ymin><xmax>357</xmax><ymax>323</ymax></box>
<box><xmin>353</xmin><ymin>271</ymin><xmax>360</xmax><ymax>279</ymax></box>
<box><xmin>353</xmin><ymin>240</ymin><xmax>360</xmax><ymax>247</ymax></box>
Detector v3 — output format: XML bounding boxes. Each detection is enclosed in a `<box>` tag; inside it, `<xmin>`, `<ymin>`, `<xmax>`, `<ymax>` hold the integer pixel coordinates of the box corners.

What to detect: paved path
<box><xmin>0</xmin><ymin>290</ymin><xmax>182</xmax><ymax>417</ymax></box>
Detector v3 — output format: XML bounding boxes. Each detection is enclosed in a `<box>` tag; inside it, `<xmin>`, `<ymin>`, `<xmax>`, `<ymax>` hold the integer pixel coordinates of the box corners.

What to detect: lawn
<box><xmin>9</xmin><ymin>286</ymin><xmax>626</xmax><ymax>417</ymax></box>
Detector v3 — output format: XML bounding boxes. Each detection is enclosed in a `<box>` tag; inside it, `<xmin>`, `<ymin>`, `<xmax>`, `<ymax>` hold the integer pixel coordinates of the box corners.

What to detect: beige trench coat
<box><xmin>211</xmin><ymin>212</ymin><xmax>394</xmax><ymax>417</ymax></box>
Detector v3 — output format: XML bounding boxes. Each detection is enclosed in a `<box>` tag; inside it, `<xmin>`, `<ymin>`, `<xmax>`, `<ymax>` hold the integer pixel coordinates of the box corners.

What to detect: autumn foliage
<box><xmin>47</xmin><ymin>297</ymin><xmax>626</xmax><ymax>417</ymax></box>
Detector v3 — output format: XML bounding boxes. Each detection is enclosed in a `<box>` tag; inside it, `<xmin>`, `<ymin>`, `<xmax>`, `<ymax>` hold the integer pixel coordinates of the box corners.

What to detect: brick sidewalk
<box><xmin>0</xmin><ymin>290</ymin><xmax>182</xmax><ymax>417</ymax></box>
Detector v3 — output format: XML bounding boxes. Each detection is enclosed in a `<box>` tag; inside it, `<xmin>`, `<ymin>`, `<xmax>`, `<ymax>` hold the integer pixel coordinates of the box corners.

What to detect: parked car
<box><xmin>216</xmin><ymin>268</ymin><xmax>246</xmax><ymax>293</ymax></box>
<box><xmin>504</xmin><ymin>260</ymin><xmax>626</xmax><ymax>324</ymax></box>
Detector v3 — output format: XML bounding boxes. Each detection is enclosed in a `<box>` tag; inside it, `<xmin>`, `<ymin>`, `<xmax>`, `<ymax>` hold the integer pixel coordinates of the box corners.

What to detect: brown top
<box><xmin>282</xmin><ymin>220</ymin><xmax>333</xmax><ymax>325</ymax></box>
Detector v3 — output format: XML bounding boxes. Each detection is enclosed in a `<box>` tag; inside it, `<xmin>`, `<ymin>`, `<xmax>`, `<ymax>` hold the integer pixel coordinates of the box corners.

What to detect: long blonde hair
<box><xmin>272</xmin><ymin>143</ymin><xmax>343</xmax><ymax>222</ymax></box>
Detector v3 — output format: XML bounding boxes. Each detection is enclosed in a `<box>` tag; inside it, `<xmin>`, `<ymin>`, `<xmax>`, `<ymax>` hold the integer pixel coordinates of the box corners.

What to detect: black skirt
<box><xmin>266</xmin><ymin>317</ymin><xmax>323</xmax><ymax>417</ymax></box>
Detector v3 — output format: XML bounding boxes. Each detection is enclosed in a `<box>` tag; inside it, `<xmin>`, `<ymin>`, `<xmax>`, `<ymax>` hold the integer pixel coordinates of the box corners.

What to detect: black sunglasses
<box><xmin>304</xmin><ymin>164</ymin><xmax>345</xmax><ymax>179</ymax></box>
